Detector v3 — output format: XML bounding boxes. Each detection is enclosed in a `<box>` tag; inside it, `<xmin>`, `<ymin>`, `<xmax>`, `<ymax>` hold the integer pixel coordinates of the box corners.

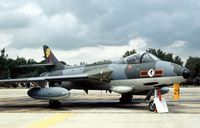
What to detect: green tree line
<box><xmin>0</xmin><ymin>49</ymin><xmax>46</xmax><ymax>79</ymax></box>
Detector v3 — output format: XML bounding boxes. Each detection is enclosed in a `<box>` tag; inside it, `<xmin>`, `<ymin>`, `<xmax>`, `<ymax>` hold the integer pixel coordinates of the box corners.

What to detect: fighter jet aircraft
<box><xmin>0</xmin><ymin>45</ymin><xmax>191</xmax><ymax>112</ymax></box>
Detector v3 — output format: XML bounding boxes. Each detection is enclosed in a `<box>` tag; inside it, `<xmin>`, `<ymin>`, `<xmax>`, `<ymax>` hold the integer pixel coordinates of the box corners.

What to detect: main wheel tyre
<box><xmin>119</xmin><ymin>98</ymin><xmax>132</xmax><ymax>103</ymax></box>
<box><xmin>119</xmin><ymin>94</ymin><xmax>132</xmax><ymax>103</ymax></box>
<box><xmin>49</xmin><ymin>100</ymin><xmax>62</xmax><ymax>108</ymax></box>
<box><xmin>149</xmin><ymin>100</ymin><xmax>156</xmax><ymax>112</ymax></box>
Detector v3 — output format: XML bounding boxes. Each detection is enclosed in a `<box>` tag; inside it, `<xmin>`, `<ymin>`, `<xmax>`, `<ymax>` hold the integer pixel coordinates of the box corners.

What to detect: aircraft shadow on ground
<box><xmin>3</xmin><ymin>97</ymin><xmax>198</xmax><ymax>113</ymax></box>
<box><xmin>0</xmin><ymin>98</ymin><xmax>150</xmax><ymax>112</ymax></box>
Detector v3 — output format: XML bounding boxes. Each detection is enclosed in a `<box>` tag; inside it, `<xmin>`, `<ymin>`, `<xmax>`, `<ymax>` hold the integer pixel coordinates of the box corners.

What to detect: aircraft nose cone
<box><xmin>182</xmin><ymin>68</ymin><xmax>191</xmax><ymax>79</ymax></box>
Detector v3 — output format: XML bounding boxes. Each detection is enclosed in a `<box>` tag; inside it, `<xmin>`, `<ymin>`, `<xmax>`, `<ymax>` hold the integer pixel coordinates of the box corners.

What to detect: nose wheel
<box><xmin>148</xmin><ymin>89</ymin><xmax>169</xmax><ymax>113</ymax></box>
<box><xmin>149</xmin><ymin>100</ymin><xmax>156</xmax><ymax>111</ymax></box>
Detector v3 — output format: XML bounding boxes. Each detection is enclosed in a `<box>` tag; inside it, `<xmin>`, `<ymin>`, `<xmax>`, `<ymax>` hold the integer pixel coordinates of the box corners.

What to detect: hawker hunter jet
<box><xmin>0</xmin><ymin>45</ymin><xmax>191</xmax><ymax>112</ymax></box>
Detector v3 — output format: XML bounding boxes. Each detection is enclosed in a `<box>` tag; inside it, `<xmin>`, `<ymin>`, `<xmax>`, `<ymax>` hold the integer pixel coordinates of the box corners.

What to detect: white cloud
<box><xmin>48</xmin><ymin>12</ymin><xmax>81</xmax><ymax>32</ymax></box>
<box><xmin>6</xmin><ymin>38</ymin><xmax>147</xmax><ymax>65</ymax></box>
<box><xmin>0</xmin><ymin>33</ymin><xmax>13</xmax><ymax>49</ymax></box>
<box><xmin>6</xmin><ymin>47</ymin><xmax>43</xmax><ymax>61</ymax></box>
<box><xmin>169</xmin><ymin>40</ymin><xmax>187</xmax><ymax>48</ymax></box>
<box><xmin>17</xmin><ymin>3</ymin><xmax>42</xmax><ymax>17</ymax></box>
<box><xmin>163</xmin><ymin>40</ymin><xmax>189</xmax><ymax>63</ymax></box>
<box><xmin>164</xmin><ymin>40</ymin><xmax>187</xmax><ymax>54</ymax></box>
<box><xmin>50</xmin><ymin>38</ymin><xmax>147</xmax><ymax>64</ymax></box>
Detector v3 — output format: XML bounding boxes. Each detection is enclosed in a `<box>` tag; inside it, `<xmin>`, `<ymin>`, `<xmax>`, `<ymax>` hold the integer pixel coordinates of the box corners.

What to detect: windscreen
<box><xmin>141</xmin><ymin>53</ymin><xmax>160</xmax><ymax>63</ymax></box>
<box><xmin>125</xmin><ymin>52</ymin><xmax>160</xmax><ymax>64</ymax></box>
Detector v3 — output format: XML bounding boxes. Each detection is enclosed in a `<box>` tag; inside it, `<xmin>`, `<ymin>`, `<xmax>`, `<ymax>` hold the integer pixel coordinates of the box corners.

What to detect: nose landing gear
<box><xmin>149</xmin><ymin>100</ymin><xmax>156</xmax><ymax>111</ymax></box>
<box><xmin>148</xmin><ymin>89</ymin><xmax>169</xmax><ymax>113</ymax></box>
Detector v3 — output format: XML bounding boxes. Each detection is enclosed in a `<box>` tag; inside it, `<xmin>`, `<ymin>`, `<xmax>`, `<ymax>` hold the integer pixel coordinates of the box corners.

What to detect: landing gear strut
<box><xmin>119</xmin><ymin>93</ymin><xmax>133</xmax><ymax>103</ymax></box>
<box><xmin>49</xmin><ymin>100</ymin><xmax>62</xmax><ymax>108</ymax></box>
<box><xmin>148</xmin><ymin>89</ymin><xmax>160</xmax><ymax>112</ymax></box>
<box><xmin>148</xmin><ymin>89</ymin><xmax>169</xmax><ymax>113</ymax></box>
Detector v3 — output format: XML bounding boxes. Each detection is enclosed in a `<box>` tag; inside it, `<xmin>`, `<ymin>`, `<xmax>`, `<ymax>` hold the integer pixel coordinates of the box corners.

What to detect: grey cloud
<box><xmin>0</xmin><ymin>12</ymin><xmax>31</xmax><ymax>29</ymax></box>
<box><xmin>0</xmin><ymin>0</ymin><xmax>199</xmax><ymax>58</ymax></box>
<box><xmin>0</xmin><ymin>1</ymin><xmax>32</xmax><ymax>29</ymax></box>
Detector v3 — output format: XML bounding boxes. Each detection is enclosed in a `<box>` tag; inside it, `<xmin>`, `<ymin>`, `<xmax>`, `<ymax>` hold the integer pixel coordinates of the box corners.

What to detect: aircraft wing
<box><xmin>0</xmin><ymin>68</ymin><xmax>112</xmax><ymax>84</ymax></box>
<box><xmin>0</xmin><ymin>74</ymin><xmax>88</xmax><ymax>83</ymax></box>
<box><xmin>18</xmin><ymin>63</ymin><xmax>55</xmax><ymax>68</ymax></box>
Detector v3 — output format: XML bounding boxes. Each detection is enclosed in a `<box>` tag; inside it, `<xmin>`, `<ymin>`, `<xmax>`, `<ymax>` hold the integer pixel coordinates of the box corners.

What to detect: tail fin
<box><xmin>43</xmin><ymin>45</ymin><xmax>65</xmax><ymax>69</ymax></box>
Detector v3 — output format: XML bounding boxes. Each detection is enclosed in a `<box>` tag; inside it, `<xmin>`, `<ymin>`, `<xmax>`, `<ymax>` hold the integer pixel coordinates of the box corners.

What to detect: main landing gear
<box><xmin>49</xmin><ymin>100</ymin><xmax>62</xmax><ymax>108</ymax></box>
<box><xmin>119</xmin><ymin>90</ymin><xmax>169</xmax><ymax>113</ymax></box>
<box><xmin>119</xmin><ymin>93</ymin><xmax>133</xmax><ymax>103</ymax></box>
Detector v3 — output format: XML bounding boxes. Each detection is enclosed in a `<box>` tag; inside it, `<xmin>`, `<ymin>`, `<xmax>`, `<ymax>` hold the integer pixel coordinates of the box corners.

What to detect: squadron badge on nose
<box><xmin>148</xmin><ymin>69</ymin><xmax>155</xmax><ymax>77</ymax></box>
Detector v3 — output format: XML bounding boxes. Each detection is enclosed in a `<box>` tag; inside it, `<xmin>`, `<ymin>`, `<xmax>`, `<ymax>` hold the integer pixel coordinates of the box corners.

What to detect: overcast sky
<box><xmin>0</xmin><ymin>0</ymin><xmax>199</xmax><ymax>64</ymax></box>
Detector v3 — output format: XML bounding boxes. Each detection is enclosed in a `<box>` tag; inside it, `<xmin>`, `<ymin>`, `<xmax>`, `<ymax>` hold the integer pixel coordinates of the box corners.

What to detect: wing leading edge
<box><xmin>0</xmin><ymin>68</ymin><xmax>113</xmax><ymax>84</ymax></box>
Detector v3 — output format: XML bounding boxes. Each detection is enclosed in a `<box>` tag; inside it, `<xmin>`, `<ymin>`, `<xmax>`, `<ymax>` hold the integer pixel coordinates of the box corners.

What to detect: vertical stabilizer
<box><xmin>43</xmin><ymin>45</ymin><xmax>64</xmax><ymax>69</ymax></box>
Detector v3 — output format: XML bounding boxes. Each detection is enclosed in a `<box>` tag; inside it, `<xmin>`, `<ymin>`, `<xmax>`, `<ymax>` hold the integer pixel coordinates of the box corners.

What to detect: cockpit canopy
<box><xmin>124</xmin><ymin>52</ymin><xmax>160</xmax><ymax>64</ymax></box>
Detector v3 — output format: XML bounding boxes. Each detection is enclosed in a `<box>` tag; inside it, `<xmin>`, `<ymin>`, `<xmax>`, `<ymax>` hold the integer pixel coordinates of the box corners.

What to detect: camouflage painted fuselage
<box><xmin>41</xmin><ymin>60</ymin><xmax>185</xmax><ymax>94</ymax></box>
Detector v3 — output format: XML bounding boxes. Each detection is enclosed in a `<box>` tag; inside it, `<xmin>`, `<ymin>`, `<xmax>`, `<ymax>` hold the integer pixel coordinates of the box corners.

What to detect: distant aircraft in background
<box><xmin>0</xmin><ymin>45</ymin><xmax>191</xmax><ymax>112</ymax></box>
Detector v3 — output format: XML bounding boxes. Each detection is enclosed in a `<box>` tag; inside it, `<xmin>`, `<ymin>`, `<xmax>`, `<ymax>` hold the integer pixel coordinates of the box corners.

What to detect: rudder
<box><xmin>43</xmin><ymin>45</ymin><xmax>64</xmax><ymax>69</ymax></box>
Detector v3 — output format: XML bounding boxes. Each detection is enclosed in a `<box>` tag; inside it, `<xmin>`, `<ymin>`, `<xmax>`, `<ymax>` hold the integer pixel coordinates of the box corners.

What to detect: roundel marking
<box><xmin>127</xmin><ymin>65</ymin><xmax>132</xmax><ymax>71</ymax></box>
<box><xmin>148</xmin><ymin>69</ymin><xmax>155</xmax><ymax>77</ymax></box>
<box><xmin>46</xmin><ymin>48</ymin><xmax>51</xmax><ymax>58</ymax></box>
